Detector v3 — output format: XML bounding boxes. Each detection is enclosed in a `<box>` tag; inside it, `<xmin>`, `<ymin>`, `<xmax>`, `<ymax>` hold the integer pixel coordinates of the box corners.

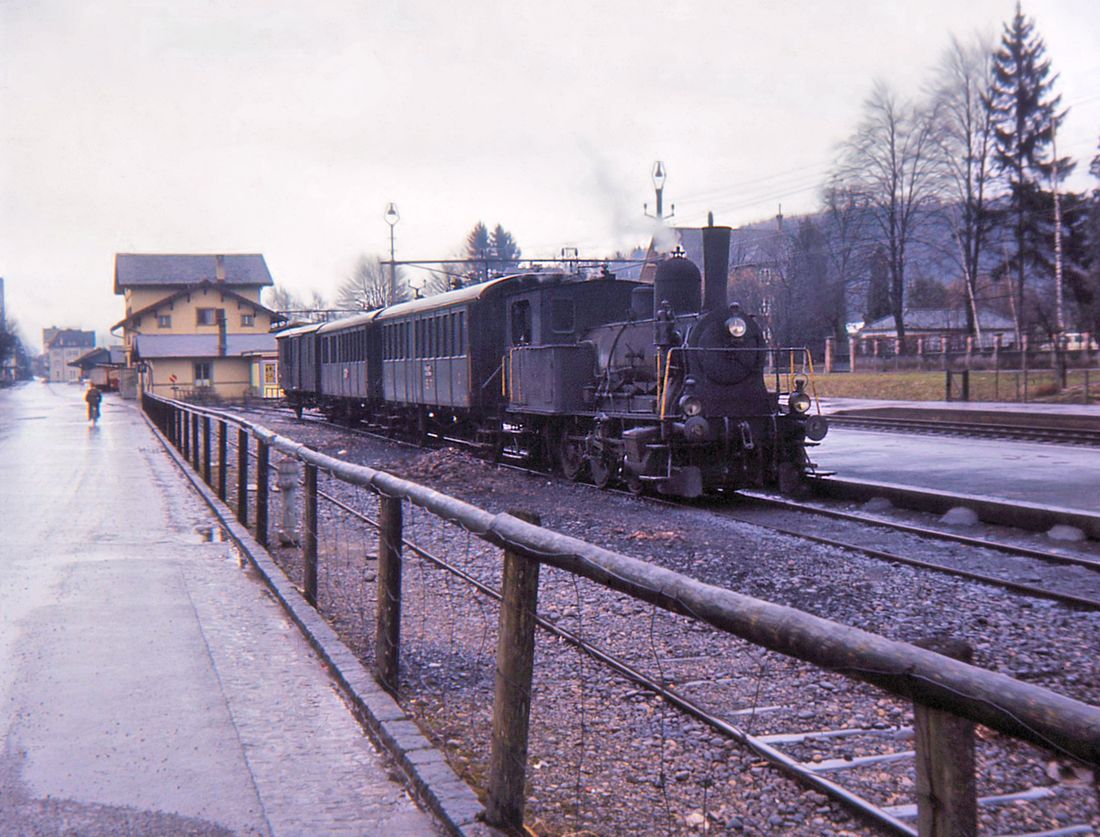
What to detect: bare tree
<box><xmin>836</xmin><ymin>81</ymin><xmax>944</xmax><ymax>347</ymax></box>
<box><xmin>336</xmin><ymin>255</ymin><xmax>406</xmax><ymax>310</ymax></box>
<box><xmin>264</xmin><ymin>284</ymin><xmax>303</xmax><ymax>312</ymax></box>
<box><xmin>930</xmin><ymin>33</ymin><xmax>998</xmax><ymax>341</ymax></box>
<box><xmin>821</xmin><ymin>181</ymin><xmax>873</xmax><ymax>334</ymax></box>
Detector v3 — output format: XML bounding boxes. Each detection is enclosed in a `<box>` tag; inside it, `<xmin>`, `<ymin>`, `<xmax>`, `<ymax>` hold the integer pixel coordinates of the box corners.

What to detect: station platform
<box><xmin>0</xmin><ymin>382</ymin><xmax>441</xmax><ymax>836</ymax></box>
<box><xmin>819</xmin><ymin>395</ymin><xmax>1100</xmax><ymax>421</ymax></box>
<box><xmin>812</xmin><ymin>398</ymin><xmax>1100</xmax><ymax>514</ymax></box>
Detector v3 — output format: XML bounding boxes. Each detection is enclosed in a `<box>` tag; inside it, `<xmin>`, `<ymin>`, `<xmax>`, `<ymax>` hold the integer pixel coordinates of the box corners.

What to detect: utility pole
<box><xmin>1052</xmin><ymin>131</ymin><xmax>1065</xmax><ymax>388</ymax></box>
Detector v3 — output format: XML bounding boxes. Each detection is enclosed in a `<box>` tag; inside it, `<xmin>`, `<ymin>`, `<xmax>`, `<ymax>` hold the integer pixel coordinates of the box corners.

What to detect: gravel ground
<box><xmin>238</xmin><ymin>408</ymin><xmax>1100</xmax><ymax>836</ymax></box>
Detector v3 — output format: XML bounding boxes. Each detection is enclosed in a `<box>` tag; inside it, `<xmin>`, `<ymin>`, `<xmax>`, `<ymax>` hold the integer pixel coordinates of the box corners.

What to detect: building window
<box><xmin>157</xmin><ymin>314</ymin><xmax>172</xmax><ymax>328</ymax></box>
<box><xmin>241</xmin><ymin>313</ymin><xmax>255</xmax><ymax>327</ymax></box>
<box><xmin>197</xmin><ymin>308</ymin><xmax>218</xmax><ymax>326</ymax></box>
<box><xmin>194</xmin><ymin>362</ymin><xmax>213</xmax><ymax>387</ymax></box>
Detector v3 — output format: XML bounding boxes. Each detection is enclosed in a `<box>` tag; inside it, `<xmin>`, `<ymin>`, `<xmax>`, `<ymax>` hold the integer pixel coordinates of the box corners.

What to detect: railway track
<box><xmin>238</xmin><ymin>402</ymin><xmax>1100</xmax><ymax>611</ymax></box>
<box><xmin>829</xmin><ymin>413</ymin><xmax>1100</xmax><ymax>446</ymax></box>
<box><xmin>219</xmin><ymin>401</ymin><xmax>1100</xmax><ymax>835</ymax></box>
<box><xmin>733</xmin><ymin>491</ymin><xmax>1100</xmax><ymax>611</ymax></box>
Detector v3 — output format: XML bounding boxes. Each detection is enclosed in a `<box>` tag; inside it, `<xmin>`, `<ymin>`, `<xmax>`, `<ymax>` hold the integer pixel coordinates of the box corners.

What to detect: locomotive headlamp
<box><xmin>725</xmin><ymin>316</ymin><xmax>748</xmax><ymax>338</ymax></box>
<box><xmin>788</xmin><ymin>391</ymin><xmax>812</xmax><ymax>414</ymax></box>
<box><xmin>678</xmin><ymin>394</ymin><xmax>704</xmax><ymax>417</ymax></box>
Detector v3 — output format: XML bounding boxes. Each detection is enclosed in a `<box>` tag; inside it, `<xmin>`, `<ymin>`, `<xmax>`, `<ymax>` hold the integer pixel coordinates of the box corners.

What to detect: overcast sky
<box><xmin>2</xmin><ymin>0</ymin><xmax>1098</xmax><ymax>347</ymax></box>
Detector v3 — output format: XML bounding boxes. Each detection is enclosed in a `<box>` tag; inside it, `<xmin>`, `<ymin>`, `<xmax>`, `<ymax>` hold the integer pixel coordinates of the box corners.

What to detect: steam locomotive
<box><xmin>277</xmin><ymin>222</ymin><xmax>827</xmax><ymax>497</ymax></box>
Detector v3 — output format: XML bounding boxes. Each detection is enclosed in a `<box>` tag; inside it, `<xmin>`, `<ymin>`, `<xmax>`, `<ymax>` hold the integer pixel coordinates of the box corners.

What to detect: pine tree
<box><xmin>489</xmin><ymin>224</ymin><xmax>522</xmax><ymax>275</ymax></box>
<box><xmin>464</xmin><ymin>222</ymin><xmax>491</xmax><ymax>283</ymax></box>
<box><xmin>987</xmin><ymin>2</ymin><xmax>1073</xmax><ymax>341</ymax></box>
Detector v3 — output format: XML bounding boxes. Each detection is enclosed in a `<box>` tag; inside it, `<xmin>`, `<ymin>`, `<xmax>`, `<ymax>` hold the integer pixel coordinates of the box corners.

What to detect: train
<box><xmin>277</xmin><ymin>222</ymin><xmax>827</xmax><ymax>497</ymax></box>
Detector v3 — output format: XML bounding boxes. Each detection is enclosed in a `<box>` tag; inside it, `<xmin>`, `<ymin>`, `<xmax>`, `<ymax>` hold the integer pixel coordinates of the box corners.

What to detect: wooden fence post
<box><xmin>302</xmin><ymin>464</ymin><xmax>318</xmax><ymax>606</ymax></box>
<box><xmin>375</xmin><ymin>495</ymin><xmax>404</xmax><ymax>691</ymax></box>
<box><xmin>255</xmin><ymin>439</ymin><xmax>269</xmax><ymax>548</ymax></box>
<box><xmin>191</xmin><ymin>413</ymin><xmax>200</xmax><ymax>471</ymax></box>
<box><xmin>914</xmin><ymin>638</ymin><xmax>977</xmax><ymax>837</ymax></box>
<box><xmin>181</xmin><ymin>409</ymin><xmax>190</xmax><ymax>460</ymax></box>
<box><xmin>202</xmin><ymin>416</ymin><xmax>212</xmax><ymax>486</ymax></box>
<box><xmin>237</xmin><ymin>429</ymin><xmax>249</xmax><ymax>526</ymax></box>
<box><xmin>218</xmin><ymin>420</ymin><xmax>228</xmax><ymax>501</ymax></box>
<box><xmin>486</xmin><ymin>510</ymin><xmax>542</xmax><ymax>831</ymax></box>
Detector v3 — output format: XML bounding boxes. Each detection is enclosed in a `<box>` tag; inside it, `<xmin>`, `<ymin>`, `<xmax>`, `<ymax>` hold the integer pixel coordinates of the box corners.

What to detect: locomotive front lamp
<box><xmin>726</xmin><ymin>316</ymin><xmax>747</xmax><ymax>338</ymax></box>
<box><xmin>789</xmin><ymin>390</ymin><xmax>812</xmax><ymax>414</ymax></box>
<box><xmin>678</xmin><ymin>394</ymin><xmax>704</xmax><ymax>417</ymax></box>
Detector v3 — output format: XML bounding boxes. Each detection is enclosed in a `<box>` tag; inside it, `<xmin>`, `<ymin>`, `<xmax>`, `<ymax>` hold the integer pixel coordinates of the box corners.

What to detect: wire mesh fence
<box><xmin>141</xmin><ymin>394</ymin><xmax>1100</xmax><ymax>835</ymax></box>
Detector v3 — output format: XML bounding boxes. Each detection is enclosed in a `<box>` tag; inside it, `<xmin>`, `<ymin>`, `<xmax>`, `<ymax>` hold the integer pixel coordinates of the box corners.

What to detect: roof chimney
<box><xmin>215</xmin><ymin>255</ymin><xmax>226</xmax><ymax>283</ymax></box>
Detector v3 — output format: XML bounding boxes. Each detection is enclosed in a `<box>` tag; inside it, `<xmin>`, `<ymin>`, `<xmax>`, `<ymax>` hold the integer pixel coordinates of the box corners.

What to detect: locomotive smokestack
<box><xmin>701</xmin><ymin>215</ymin><xmax>731</xmax><ymax>312</ymax></box>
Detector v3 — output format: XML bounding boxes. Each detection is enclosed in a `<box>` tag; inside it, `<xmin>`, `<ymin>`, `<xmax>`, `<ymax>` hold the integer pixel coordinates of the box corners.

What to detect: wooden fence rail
<box><xmin>141</xmin><ymin>393</ymin><xmax>1100</xmax><ymax>835</ymax></box>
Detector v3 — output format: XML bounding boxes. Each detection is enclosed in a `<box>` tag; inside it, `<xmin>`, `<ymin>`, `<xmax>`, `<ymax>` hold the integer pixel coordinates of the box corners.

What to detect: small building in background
<box><xmin>68</xmin><ymin>346</ymin><xmax>126</xmax><ymax>390</ymax></box>
<box><xmin>112</xmin><ymin>254</ymin><xmax>281</xmax><ymax>400</ymax></box>
<box><xmin>857</xmin><ymin>308</ymin><xmax>1017</xmax><ymax>354</ymax></box>
<box><xmin>42</xmin><ymin>327</ymin><xmax>96</xmax><ymax>383</ymax></box>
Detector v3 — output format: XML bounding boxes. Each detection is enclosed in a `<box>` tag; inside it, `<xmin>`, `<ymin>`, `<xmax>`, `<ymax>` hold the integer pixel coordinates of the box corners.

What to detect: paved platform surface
<box><xmin>811</xmin><ymin>398</ymin><xmax>1100</xmax><ymax>514</ymax></box>
<box><xmin>819</xmin><ymin>396</ymin><xmax>1100</xmax><ymax>418</ymax></box>
<box><xmin>0</xmin><ymin>382</ymin><xmax>441</xmax><ymax>836</ymax></box>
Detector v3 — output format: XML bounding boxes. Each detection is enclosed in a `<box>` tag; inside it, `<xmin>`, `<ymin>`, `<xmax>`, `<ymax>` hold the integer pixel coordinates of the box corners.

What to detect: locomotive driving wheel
<box><xmin>588</xmin><ymin>453</ymin><xmax>617</xmax><ymax>490</ymax></box>
<box><xmin>558</xmin><ymin>427</ymin><xmax>587</xmax><ymax>481</ymax></box>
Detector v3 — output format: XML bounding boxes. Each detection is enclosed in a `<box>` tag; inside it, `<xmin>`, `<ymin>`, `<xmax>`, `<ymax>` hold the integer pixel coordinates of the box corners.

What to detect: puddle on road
<box><xmin>195</xmin><ymin>525</ymin><xmax>228</xmax><ymax>544</ymax></box>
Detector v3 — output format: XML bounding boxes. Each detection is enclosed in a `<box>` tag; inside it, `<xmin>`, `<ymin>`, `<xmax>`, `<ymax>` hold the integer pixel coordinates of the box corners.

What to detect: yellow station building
<box><xmin>113</xmin><ymin>254</ymin><xmax>280</xmax><ymax>400</ymax></box>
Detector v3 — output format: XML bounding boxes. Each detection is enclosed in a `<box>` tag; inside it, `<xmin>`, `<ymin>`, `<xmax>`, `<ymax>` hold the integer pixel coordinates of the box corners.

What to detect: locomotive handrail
<box><xmin>143</xmin><ymin>391</ymin><xmax>1100</xmax><ymax>767</ymax></box>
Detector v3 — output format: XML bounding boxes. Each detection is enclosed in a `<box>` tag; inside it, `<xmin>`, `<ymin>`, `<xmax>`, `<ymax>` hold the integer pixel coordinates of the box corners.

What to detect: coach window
<box><xmin>510</xmin><ymin>300</ymin><xmax>531</xmax><ymax>345</ymax></box>
<box><xmin>457</xmin><ymin>311</ymin><xmax>466</xmax><ymax>355</ymax></box>
<box><xmin>551</xmin><ymin>298</ymin><xmax>575</xmax><ymax>334</ymax></box>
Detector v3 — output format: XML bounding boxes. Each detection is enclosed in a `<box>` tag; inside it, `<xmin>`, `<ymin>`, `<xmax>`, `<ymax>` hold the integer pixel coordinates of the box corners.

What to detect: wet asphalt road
<box><xmin>0</xmin><ymin>382</ymin><xmax>439</xmax><ymax>836</ymax></box>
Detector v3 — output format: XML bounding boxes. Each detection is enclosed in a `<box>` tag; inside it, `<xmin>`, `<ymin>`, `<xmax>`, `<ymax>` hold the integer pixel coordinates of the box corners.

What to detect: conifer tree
<box><xmin>464</xmin><ymin>222</ymin><xmax>492</xmax><ymax>283</ymax></box>
<box><xmin>489</xmin><ymin>224</ymin><xmax>522</xmax><ymax>274</ymax></box>
<box><xmin>987</xmin><ymin>2</ymin><xmax>1073</xmax><ymax>341</ymax></box>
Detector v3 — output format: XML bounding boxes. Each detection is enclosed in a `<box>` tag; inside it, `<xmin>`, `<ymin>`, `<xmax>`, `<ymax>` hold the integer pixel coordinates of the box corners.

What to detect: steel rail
<box><xmin>742</xmin><ymin>491</ymin><xmax>1100</xmax><ymax>572</ymax></box>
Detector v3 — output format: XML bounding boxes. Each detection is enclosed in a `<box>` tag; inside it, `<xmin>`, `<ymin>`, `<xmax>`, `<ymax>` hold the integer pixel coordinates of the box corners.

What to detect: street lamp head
<box><xmin>651</xmin><ymin>160</ymin><xmax>667</xmax><ymax>190</ymax></box>
<box><xmin>384</xmin><ymin>202</ymin><xmax>400</xmax><ymax>227</ymax></box>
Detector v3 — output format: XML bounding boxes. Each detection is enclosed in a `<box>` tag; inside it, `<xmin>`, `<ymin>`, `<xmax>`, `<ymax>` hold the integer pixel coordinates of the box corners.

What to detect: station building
<box><xmin>112</xmin><ymin>254</ymin><xmax>280</xmax><ymax>400</ymax></box>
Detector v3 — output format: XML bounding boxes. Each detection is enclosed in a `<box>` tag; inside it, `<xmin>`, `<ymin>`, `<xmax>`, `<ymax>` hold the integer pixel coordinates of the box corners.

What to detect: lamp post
<box><xmin>384</xmin><ymin>202</ymin><xmax>400</xmax><ymax>304</ymax></box>
<box><xmin>652</xmin><ymin>160</ymin><xmax>666</xmax><ymax>219</ymax></box>
<box><xmin>643</xmin><ymin>161</ymin><xmax>674</xmax><ymax>221</ymax></box>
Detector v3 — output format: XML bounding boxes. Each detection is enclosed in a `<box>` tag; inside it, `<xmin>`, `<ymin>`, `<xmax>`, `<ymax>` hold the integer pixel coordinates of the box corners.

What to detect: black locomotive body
<box><xmin>276</xmin><ymin>223</ymin><xmax>826</xmax><ymax>497</ymax></box>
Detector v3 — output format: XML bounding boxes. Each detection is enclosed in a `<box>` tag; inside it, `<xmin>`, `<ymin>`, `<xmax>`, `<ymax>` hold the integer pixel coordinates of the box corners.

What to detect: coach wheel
<box><xmin>559</xmin><ymin>431</ymin><xmax>587</xmax><ymax>481</ymax></box>
<box><xmin>589</xmin><ymin>453</ymin><xmax>617</xmax><ymax>490</ymax></box>
<box><xmin>625</xmin><ymin>474</ymin><xmax>646</xmax><ymax>496</ymax></box>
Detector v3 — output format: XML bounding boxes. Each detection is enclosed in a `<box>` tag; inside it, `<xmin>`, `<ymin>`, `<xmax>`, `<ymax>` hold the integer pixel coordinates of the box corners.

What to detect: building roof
<box><xmin>46</xmin><ymin>329</ymin><xmax>95</xmax><ymax>350</ymax></box>
<box><xmin>68</xmin><ymin>346</ymin><xmax>126</xmax><ymax>369</ymax></box>
<box><xmin>111</xmin><ymin>280</ymin><xmax>278</xmax><ymax>331</ymax></box>
<box><xmin>131</xmin><ymin>334</ymin><xmax>276</xmax><ymax>359</ymax></box>
<box><xmin>114</xmin><ymin>254</ymin><xmax>274</xmax><ymax>294</ymax></box>
<box><xmin>861</xmin><ymin>308</ymin><xmax>1015</xmax><ymax>335</ymax></box>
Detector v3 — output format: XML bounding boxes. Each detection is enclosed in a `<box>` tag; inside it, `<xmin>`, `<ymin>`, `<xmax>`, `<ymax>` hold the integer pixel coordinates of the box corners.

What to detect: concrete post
<box><xmin>824</xmin><ymin>336</ymin><xmax>834</xmax><ymax>374</ymax></box>
<box><xmin>276</xmin><ymin>456</ymin><xmax>301</xmax><ymax>547</ymax></box>
<box><xmin>848</xmin><ymin>337</ymin><xmax>858</xmax><ymax>373</ymax></box>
